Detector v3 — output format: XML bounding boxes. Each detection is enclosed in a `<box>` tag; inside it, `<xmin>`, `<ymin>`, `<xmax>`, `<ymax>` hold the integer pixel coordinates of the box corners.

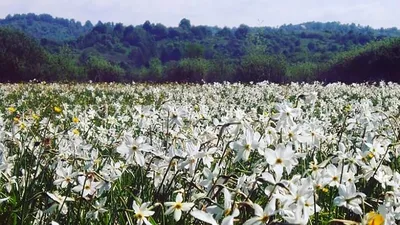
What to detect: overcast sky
<box><xmin>0</xmin><ymin>0</ymin><xmax>399</xmax><ymax>28</ymax></box>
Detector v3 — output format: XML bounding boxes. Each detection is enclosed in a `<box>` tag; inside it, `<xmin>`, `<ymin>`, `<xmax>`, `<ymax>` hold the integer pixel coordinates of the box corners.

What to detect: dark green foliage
<box><xmin>145</xmin><ymin>58</ymin><xmax>164</xmax><ymax>81</ymax></box>
<box><xmin>235</xmin><ymin>24</ymin><xmax>250</xmax><ymax>39</ymax></box>
<box><xmin>287</xmin><ymin>62</ymin><xmax>321</xmax><ymax>82</ymax></box>
<box><xmin>164</xmin><ymin>58</ymin><xmax>210</xmax><ymax>82</ymax></box>
<box><xmin>184</xmin><ymin>43</ymin><xmax>205</xmax><ymax>58</ymax></box>
<box><xmin>179</xmin><ymin>18</ymin><xmax>191</xmax><ymax>30</ymax></box>
<box><xmin>237</xmin><ymin>54</ymin><xmax>287</xmax><ymax>82</ymax></box>
<box><xmin>318</xmin><ymin>38</ymin><xmax>400</xmax><ymax>83</ymax></box>
<box><xmin>44</xmin><ymin>46</ymin><xmax>86</xmax><ymax>81</ymax></box>
<box><xmin>2</xmin><ymin>13</ymin><xmax>400</xmax><ymax>83</ymax></box>
<box><xmin>0</xmin><ymin>13</ymin><xmax>92</xmax><ymax>41</ymax></box>
<box><xmin>85</xmin><ymin>56</ymin><xmax>124</xmax><ymax>82</ymax></box>
<box><xmin>0</xmin><ymin>28</ymin><xmax>47</xmax><ymax>82</ymax></box>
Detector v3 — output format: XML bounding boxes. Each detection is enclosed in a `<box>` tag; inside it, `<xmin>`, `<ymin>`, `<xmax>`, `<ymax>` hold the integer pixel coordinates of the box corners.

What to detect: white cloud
<box><xmin>0</xmin><ymin>0</ymin><xmax>398</xmax><ymax>28</ymax></box>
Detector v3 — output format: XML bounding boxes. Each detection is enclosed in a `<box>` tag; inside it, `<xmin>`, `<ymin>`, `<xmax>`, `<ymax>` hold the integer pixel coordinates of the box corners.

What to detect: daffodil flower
<box><xmin>165</xmin><ymin>193</ymin><xmax>194</xmax><ymax>221</ymax></box>
<box><xmin>132</xmin><ymin>201</ymin><xmax>154</xmax><ymax>225</ymax></box>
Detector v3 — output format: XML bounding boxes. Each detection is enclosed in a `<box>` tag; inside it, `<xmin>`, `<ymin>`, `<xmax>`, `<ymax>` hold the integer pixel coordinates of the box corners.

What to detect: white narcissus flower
<box><xmin>46</xmin><ymin>192</ymin><xmax>74</xmax><ymax>215</ymax></box>
<box><xmin>167</xmin><ymin>106</ymin><xmax>187</xmax><ymax>127</ymax></box>
<box><xmin>180</xmin><ymin>141</ymin><xmax>205</xmax><ymax>176</ymax></box>
<box><xmin>117</xmin><ymin>134</ymin><xmax>153</xmax><ymax>167</ymax></box>
<box><xmin>220</xmin><ymin>208</ymin><xmax>240</xmax><ymax>225</ymax></box>
<box><xmin>199</xmin><ymin>167</ymin><xmax>220</xmax><ymax>191</ymax></box>
<box><xmin>365</xmin><ymin>139</ymin><xmax>386</xmax><ymax>158</ymax></box>
<box><xmin>282</xmin><ymin>203</ymin><xmax>309</xmax><ymax>225</ymax></box>
<box><xmin>230</xmin><ymin>128</ymin><xmax>260</xmax><ymax>162</ymax></box>
<box><xmin>72</xmin><ymin>175</ymin><xmax>100</xmax><ymax>197</ymax></box>
<box><xmin>132</xmin><ymin>201</ymin><xmax>155</xmax><ymax>225</ymax></box>
<box><xmin>53</xmin><ymin>165</ymin><xmax>78</xmax><ymax>188</ymax></box>
<box><xmin>272</xmin><ymin>101</ymin><xmax>301</xmax><ymax>129</ymax></box>
<box><xmin>165</xmin><ymin>193</ymin><xmax>194</xmax><ymax>221</ymax></box>
<box><xmin>190</xmin><ymin>209</ymin><xmax>218</xmax><ymax>225</ymax></box>
<box><xmin>264</xmin><ymin>144</ymin><xmax>297</xmax><ymax>178</ymax></box>
<box><xmin>86</xmin><ymin>197</ymin><xmax>108</xmax><ymax>220</ymax></box>
<box><xmin>334</xmin><ymin>182</ymin><xmax>365</xmax><ymax>215</ymax></box>
<box><xmin>243</xmin><ymin>202</ymin><xmax>275</xmax><ymax>225</ymax></box>
<box><xmin>323</xmin><ymin>164</ymin><xmax>342</xmax><ymax>187</ymax></box>
<box><xmin>206</xmin><ymin>187</ymin><xmax>236</xmax><ymax>220</ymax></box>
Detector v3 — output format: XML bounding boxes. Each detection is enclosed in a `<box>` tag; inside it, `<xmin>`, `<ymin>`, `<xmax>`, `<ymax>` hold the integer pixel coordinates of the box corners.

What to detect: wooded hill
<box><xmin>1</xmin><ymin>13</ymin><xmax>400</xmax><ymax>83</ymax></box>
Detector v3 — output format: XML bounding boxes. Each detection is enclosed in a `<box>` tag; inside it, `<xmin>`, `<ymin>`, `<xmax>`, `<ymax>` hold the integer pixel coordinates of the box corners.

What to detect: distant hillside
<box><xmin>67</xmin><ymin>19</ymin><xmax>400</xmax><ymax>72</ymax></box>
<box><xmin>0</xmin><ymin>13</ymin><xmax>93</xmax><ymax>41</ymax></box>
<box><xmin>1</xmin><ymin>13</ymin><xmax>400</xmax><ymax>83</ymax></box>
<box><xmin>318</xmin><ymin>38</ymin><xmax>400</xmax><ymax>83</ymax></box>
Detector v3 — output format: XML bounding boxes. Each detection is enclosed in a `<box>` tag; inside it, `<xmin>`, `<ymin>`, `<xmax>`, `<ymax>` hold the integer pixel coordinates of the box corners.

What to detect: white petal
<box><xmin>165</xmin><ymin>206</ymin><xmax>174</xmax><ymax>215</ymax></box>
<box><xmin>253</xmin><ymin>203</ymin><xmax>263</xmax><ymax>216</ymax></box>
<box><xmin>142</xmin><ymin>210</ymin><xmax>155</xmax><ymax>216</ymax></box>
<box><xmin>174</xmin><ymin>209</ymin><xmax>182</xmax><ymax>221</ymax></box>
<box><xmin>243</xmin><ymin>217</ymin><xmax>260</xmax><ymax>225</ymax></box>
<box><xmin>176</xmin><ymin>193</ymin><xmax>183</xmax><ymax>203</ymax></box>
<box><xmin>135</xmin><ymin>153</ymin><xmax>145</xmax><ymax>167</ymax></box>
<box><xmin>143</xmin><ymin>218</ymin><xmax>152</xmax><ymax>225</ymax></box>
<box><xmin>132</xmin><ymin>201</ymin><xmax>140</xmax><ymax>212</ymax></box>
<box><xmin>221</xmin><ymin>216</ymin><xmax>235</xmax><ymax>225</ymax></box>
<box><xmin>190</xmin><ymin>210</ymin><xmax>218</xmax><ymax>225</ymax></box>
<box><xmin>333</xmin><ymin>196</ymin><xmax>345</xmax><ymax>207</ymax></box>
<box><xmin>0</xmin><ymin>197</ymin><xmax>9</xmax><ymax>204</ymax></box>
<box><xmin>181</xmin><ymin>203</ymin><xmax>194</xmax><ymax>211</ymax></box>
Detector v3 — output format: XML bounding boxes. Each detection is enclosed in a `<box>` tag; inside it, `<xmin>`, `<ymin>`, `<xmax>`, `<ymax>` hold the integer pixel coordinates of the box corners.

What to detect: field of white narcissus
<box><xmin>0</xmin><ymin>82</ymin><xmax>399</xmax><ymax>225</ymax></box>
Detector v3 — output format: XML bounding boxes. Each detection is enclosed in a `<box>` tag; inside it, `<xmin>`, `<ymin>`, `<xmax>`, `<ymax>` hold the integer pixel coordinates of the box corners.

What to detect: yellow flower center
<box><xmin>135</xmin><ymin>212</ymin><xmax>144</xmax><ymax>220</ymax></box>
<box><xmin>174</xmin><ymin>202</ymin><xmax>182</xmax><ymax>210</ymax></box>
<box><xmin>261</xmin><ymin>215</ymin><xmax>269</xmax><ymax>223</ymax></box>
<box><xmin>276</xmin><ymin>158</ymin><xmax>283</xmax><ymax>164</ymax></box>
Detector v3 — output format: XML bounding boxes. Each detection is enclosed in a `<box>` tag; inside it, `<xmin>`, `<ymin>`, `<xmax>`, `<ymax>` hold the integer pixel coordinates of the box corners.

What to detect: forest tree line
<box><xmin>1</xmin><ymin>13</ymin><xmax>400</xmax><ymax>83</ymax></box>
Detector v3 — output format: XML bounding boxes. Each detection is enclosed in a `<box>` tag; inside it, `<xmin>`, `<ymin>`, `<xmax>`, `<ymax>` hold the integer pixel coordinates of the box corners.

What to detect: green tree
<box><xmin>166</xmin><ymin>58</ymin><xmax>209</xmax><ymax>82</ymax></box>
<box><xmin>238</xmin><ymin>54</ymin><xmax>287</xmax><ymax>82</ymax></box>
<box><xmin>184</xmin><ymin>43</ymin><xmax>205</xmax><ymax>58</ymax></box>
<box><xmin>179</xmin><ymin>18</ymin><xmax>191</xmax><ymax>30</ymax></box>
<box><xmin>147</xmin><ymin>58</ymin><xmax>163</xmax><ymax>81</ymax></box>
<box><xmin>85</xmin><ymin>56</ymin><xmax>124</xmax><ymax>82</ymax></box>
<box><xmin>0</xmin><ymin>28</ymin><xmax>47</xmax><ymax>82</ymax></box>
<box><xmin>235</xmin><ymin>24</ymin><xmax>250</xmax><ymax>39</ymax></box>
<box><xmin>45</xmin><ymin>46</ymin><xmax>85</xmax><ymax>81</ymax></box>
